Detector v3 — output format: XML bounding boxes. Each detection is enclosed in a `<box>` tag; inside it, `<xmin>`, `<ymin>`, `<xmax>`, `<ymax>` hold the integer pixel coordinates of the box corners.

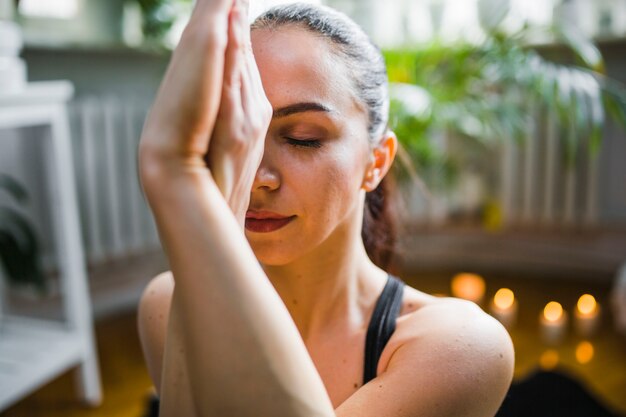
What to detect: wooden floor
<box><xmin>3</xmin><ymin>272</ymin><xmax>626</xmax><ymax>416</ymax></box>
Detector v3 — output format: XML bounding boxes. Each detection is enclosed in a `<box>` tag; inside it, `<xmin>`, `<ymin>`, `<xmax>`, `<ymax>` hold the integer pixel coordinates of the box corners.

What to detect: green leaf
<box><xmin>581</xmin><ymin>71</ymin><xmax>605</xmax><ymax>155</ymax></box>
<box><xmin>571</xmin><ymin>70</ymin><xmax>590</xmax><ymax>134</ymax></box>
<box><xmin>0</xmin><ymin>173</ymin><xmax>29</xmax><ymax>204</ymax></box>
<box><xmin>554</xmin><ymin>23</ymin><xmax>605</xmax><ymax>73</ymax></box>
<box><xmin>0</xmin><ymin>207</ymin><xmax>47</xmax><ymax>292</ymax></box>
<box><xmin>477</xmin><ymin>0</ymin><xmax>511</xmax><ymax>33</ymax></box>
<box><xmin>603</xmin><ymin>89</ymin><xmax>626</xmax><ymax>130</ymax></box>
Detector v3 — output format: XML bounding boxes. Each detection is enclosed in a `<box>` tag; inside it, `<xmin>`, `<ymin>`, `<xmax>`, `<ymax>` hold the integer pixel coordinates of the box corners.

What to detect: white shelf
<box><xmin>0</xmin><ymin>80</ymin><xmax>102</xmax><ymax>411</ymax></box>
<box><xmin>0</xmin><ymin>316</ymin><xmax>85</xmax><ymax>409</ymax></box>
<box><xmin>0</xmin><ymin>80</ymin><xmax>73</xmax><ymax>106</ymax></box>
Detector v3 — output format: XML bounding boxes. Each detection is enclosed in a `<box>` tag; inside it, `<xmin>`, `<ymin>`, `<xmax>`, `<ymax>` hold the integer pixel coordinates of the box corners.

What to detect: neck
<box><xmin>262</xmin><ymin>208</ymin><xmax>387</xmax><ymax>344</ymax></box>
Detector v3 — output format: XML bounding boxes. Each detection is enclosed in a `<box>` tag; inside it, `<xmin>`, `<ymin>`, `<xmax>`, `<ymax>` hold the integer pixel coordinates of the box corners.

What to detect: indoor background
<box><xmin>0</xmin><ymin>0</ymin><xmax>625</xmax><ymax>416</ymax></box>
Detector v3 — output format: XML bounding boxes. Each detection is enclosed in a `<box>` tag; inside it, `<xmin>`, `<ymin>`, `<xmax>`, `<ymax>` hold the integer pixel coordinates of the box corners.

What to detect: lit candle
<box><xmin>489</xmin><ymin>288</ymin><xmax>518</xmax><ymax>329</ymax></box>
<box><xmin>540</xmin><ymin>301</ymin><xmax>568</xmax><ymax>345</ymax></box>
<box><xmin>539</xmin><ymin>349</ymin><xmax>559</xmax><ymax>370</ymax></box>
<box><xmin>574</xmin><ymin>294</ymin><xmax>601</xmax><ymax>338</ymax></box>
<box><xmin>451</xmin><ymin>273</ymin><xmax>486</xmax><ymax>305</ymax></box>
<box><xmin>575</xmin><ymin>341</ymin><xmax>594</xmax><ymax>364</ymax></box>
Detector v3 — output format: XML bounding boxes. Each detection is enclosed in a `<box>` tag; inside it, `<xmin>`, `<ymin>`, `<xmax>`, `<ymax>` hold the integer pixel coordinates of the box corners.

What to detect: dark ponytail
<box><xmin>252</xmin><ymin>3</ymin><xmax>397</xmax><ymax>269</ymax></box>
<box><xmin>363</xmin><ymin>173</ymin><xmax>397</xmax><ymax>270</ymax></box>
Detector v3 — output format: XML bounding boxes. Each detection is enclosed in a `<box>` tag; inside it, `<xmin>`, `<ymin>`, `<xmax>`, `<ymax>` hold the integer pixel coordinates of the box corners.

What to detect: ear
<box><xmin>361</xmin><ymin>130</ymin><xmax>398</xmax><ymax>192</ymax></box>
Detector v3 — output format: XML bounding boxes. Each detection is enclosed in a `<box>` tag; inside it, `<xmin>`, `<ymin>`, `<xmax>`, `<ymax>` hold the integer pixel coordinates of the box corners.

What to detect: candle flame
<box><xmin>577</xmin><ymin>294</ymin><xmax>597</xmax><ymax>315</ymax></box>
<box><xmin>575</xmin><ymin>341</ymin><xmax>594</xmax><ymax>364</ymax></box>
<box><xmin>544</xmin><ymin>301</ymin><xmax>563</xmax><ymax>322</ymax></box>
<box><xmin>494</xmin><ymin>288</ymin><xmax>514</xmax><ymax>309</ymax></box>
<box><xmin>451</xmin><ymin>273</ymin><xmax>485</xmax><ymax>302</ymax></box>
<box><xmin>539</xmin><ymin>349</ymin><xmax>559</xmax><ymax>370</ymax></box>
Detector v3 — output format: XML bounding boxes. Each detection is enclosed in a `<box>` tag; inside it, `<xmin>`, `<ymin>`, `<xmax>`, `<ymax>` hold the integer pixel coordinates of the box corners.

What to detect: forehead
<box><xmin>251</xmin><ymin>27</ymin><xmax>363</xmax><ymax>118</ymax></box>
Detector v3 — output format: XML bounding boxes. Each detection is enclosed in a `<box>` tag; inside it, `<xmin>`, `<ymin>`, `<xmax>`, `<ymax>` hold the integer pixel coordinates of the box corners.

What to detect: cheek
<box><xmin>294</xmin><ymin>145</ymin><xmax>365</xmax><ymax>222</ymax></box>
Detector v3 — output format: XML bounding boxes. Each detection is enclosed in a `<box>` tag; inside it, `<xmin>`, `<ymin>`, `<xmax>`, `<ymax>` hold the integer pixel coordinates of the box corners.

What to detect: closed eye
<box><xmin>285</xmin><ymin>137</ymin><xmax>322</xmax><ymax>149</ymax></box>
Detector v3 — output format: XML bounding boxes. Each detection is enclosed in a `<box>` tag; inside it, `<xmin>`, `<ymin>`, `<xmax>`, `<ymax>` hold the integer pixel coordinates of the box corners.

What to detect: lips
<box><xmin>245</xmin><ymin>211</ymin><xmax>296</xmax><ymax>233</ymax></box>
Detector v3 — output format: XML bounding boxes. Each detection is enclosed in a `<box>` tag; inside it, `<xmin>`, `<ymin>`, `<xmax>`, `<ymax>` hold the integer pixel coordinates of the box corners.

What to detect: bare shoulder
<box><xmin>137</xmin><ymin>270</ymin><xmax>174</xmax><ymax>328</ymax></box>
<box><xmin>394</xmin><ymin>290</ymin><xmax>514</xmax><ymax>373</ymax></box>
<box><xmin>359</xmin><ymin>287</ymin><xmax>515</xmax><ymax>416</ymax></box>
<box><xmin>140</xmin><ymin>270</ymin><xmax>175</xmax><ymax>303</ymax></box>
<box><xmin>395</xmin><ymin>285</ymin><xmax>513</xmax><ymax>348</ymax></box>
<box><xmin>137</xmin><ymin>270</ymin><xmax>175</xmax><ymax>391</ymax></box>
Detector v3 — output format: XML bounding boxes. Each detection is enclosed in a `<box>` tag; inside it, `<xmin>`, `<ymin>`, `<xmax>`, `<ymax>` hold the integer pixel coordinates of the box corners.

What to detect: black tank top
<box><xmin>363</xmin><ymin>274</ymin><xmax>405</xmax><ymax>385</ymax></box>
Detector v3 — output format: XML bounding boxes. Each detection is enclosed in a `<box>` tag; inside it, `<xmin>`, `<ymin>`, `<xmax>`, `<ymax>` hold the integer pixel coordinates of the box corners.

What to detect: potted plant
<box><xmin>0</xmin><ymin>173</ymin><xmax>48</xmax><ymax>321</ymax></box>
<box><xmin>385</xmin><ymin>2</ymin><xmax>626</xmax><ymax>225</ymax></box>
<box><xmin>134</xmin><ymin>0</ymin><xmax>192</xmax><ymax>48</ymax></box>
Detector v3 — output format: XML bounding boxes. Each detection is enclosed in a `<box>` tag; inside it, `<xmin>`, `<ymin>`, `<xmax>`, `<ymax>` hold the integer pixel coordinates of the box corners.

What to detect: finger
<box><xmin>248</xmin><ymin>48</ymin><xmax>265</xmax><ymax>97</ymax></box>
<box><xmin>231</xmin><ymin>7</ymin><xmax>252</xmax><ymax>111</ymax></box>
<box><xmin>233</xmin><ymin>0</ymin><xmax>252</xmax><ymax>53</ymax></box>
<box><xmin>239</xmin><ymin>24</ymin><xmax>264</xmax><ymax>101</ymax></box>
<box><xmin>223</xmin><ymin>5</ymin><xmax>244</xmax><ymax>92</ymax></box>
<box><xmin>243</xmin><ymin>45</ymin><xmax>268</xmax><ymax>110</ymax></box>
<box><xmin>240</xmin><ymin>58</ymin><xmax>254</xmax><ymax>115</ymax></box>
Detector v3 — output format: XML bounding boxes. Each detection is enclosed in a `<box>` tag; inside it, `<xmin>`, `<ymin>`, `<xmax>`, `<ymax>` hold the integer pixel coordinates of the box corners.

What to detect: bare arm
<box><xmin>138</xmin><ymin>0</ymin><xmax>335</xmax><ymax>415</ymax></box>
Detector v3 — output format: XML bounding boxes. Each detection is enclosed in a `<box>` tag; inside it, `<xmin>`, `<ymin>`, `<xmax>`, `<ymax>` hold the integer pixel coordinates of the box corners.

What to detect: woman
<box><xmin>137</xmin><ymin>0</ymin><xmax>514</xmax><ymax>416</ymax></box>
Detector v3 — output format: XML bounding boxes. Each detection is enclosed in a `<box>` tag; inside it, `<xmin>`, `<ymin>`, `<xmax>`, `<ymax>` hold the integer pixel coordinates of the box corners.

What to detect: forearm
<box><xmin>141</xmin><ymin>167</ymin><xmax>335</xmax><ymax>416</ymax></box>
<box><xmin>159</xmin><ymin>290</ymin><xmax>198</xmax><ymax>416</ymax></box>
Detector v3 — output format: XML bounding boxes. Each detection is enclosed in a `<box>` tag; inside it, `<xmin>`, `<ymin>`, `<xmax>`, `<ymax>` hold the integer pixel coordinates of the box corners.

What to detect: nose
<box><xmin>251</xmin><ymin>140</ymin><xmax>280</xmax><ymax>192</ymax></box>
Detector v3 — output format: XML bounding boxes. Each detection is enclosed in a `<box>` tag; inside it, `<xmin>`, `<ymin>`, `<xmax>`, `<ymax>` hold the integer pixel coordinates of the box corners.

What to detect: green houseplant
<box><xmin>384</xmin><ymin>2</ymin><xmax>626</xmax><ymax>216</ymax></box>
<box><xmin>0</xmin><ymin>173</ymin><xmax>47</xmax><ymax>296</ymax></box>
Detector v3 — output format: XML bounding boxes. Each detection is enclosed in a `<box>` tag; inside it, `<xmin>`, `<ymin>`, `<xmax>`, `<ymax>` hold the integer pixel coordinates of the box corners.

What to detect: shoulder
<box><xmin>138</xmin><ymin>270</ymin><xmax>174</xmax><ymax>326</ymax></box>
<box><xmin>137</xmin><ymin>270</ymin><xmax>175</xmax><ymax>391</ymax></box>
<box><xmin>394</xmin><ymin>292</ymin><xmax>514</xmax><ymax>376</ymax></box>
<box><xmin>370</xmin><ymin>291</ymin><xmax>514</xmax><ymax>415</ymax></box>
<box><xmin>140</xmin><ymin>270</ymin><xmax>175</xmax><ymax>303</ymax></box>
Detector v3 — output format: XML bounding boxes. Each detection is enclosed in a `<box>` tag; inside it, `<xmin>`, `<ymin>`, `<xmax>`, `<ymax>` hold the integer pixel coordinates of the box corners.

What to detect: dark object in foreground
<box><xmin>496</xmin><ymin>368</ymin><xmax>622</xmax><ymax>417</ymax></box>
<box><xmin>142</xmin><ymin>391</ymin><xmax>159</xmax><ymax>417</ymax></box>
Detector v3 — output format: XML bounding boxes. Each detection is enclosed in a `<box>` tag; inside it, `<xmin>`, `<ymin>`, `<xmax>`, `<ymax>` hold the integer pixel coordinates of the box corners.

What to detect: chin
<box><xmin>245</xmin><ymin>234</ymin><xmax>299</xmax><ymax>266</ymax></box>
<box><xmin>251</xmin><ymin>247</ymin><xmax>299</xmax><ymax>266</ymax></box>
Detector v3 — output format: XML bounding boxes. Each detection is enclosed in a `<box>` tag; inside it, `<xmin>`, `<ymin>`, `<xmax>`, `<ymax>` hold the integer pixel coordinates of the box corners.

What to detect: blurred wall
<box><xmin>22</xmin><ymin>46</ymin><xmax>169</xmax><ymax>100</ymax></box>
<box><xmin>597</xmin><ymin>41</ymin><xmax>626</xmax><ymax>225</ymax></box>
<box><xmin>19</xmin><ymin>0</ymin><xmax>127</xmax><ymax>47</ymax></box>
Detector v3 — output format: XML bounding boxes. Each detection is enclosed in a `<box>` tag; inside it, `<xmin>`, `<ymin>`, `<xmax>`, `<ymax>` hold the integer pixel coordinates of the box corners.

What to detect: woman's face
<box><xmin>246</xmin><ymin>26</ymin><xmax>373</xmax><ymax>265</ymax></box>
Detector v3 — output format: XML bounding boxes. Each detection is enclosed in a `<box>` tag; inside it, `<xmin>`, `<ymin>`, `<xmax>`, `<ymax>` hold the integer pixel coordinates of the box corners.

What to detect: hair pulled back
<box><xmin>251</xmin><ymin>3</ymin><xmax>397</xmax><ymax>269</ymax></box>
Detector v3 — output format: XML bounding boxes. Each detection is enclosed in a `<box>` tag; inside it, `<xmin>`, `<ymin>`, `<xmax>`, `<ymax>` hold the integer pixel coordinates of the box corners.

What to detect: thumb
<box><xmin>236</xmin><ymin>0</ymin><xmax>253</xmax><ymax>51</ymax></box>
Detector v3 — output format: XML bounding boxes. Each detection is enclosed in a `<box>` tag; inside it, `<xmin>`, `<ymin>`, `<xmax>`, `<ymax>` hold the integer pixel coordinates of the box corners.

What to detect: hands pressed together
<box><xmin>139</xmin><ymin>0</ymin><xmax>272</xmax><ymax>222</ymax></box>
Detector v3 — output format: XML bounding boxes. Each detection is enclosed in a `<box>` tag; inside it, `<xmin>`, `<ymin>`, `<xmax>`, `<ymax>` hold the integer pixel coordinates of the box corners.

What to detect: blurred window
<box><xmin>19</xmin><ymin>0</ymin><xmax>79</xmax><ymax>19</ymax></box>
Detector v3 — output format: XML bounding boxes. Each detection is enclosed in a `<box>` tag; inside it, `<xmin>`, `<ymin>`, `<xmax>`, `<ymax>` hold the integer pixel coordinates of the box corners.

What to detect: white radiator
<box><xmin>403</xmin><ymin>104</ymin><xmax>602</xmax><ymax>229</ymax></box>
<box><xmin>68</xmin><ymin>96</ymin><xmax>160</xmax><ymax>267</ymax></box>
<box><xmin>499</xmin><ymin>104</ymin><xmax>600</xmax><ymax>228</ymax></box>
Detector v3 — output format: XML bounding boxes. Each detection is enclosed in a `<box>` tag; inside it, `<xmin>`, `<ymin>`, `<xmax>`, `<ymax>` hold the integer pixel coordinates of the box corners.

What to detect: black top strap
<box><xmin>363</xmin><ymin>274</ymin><xmax>405</xmax><ymax>385</ymax></box>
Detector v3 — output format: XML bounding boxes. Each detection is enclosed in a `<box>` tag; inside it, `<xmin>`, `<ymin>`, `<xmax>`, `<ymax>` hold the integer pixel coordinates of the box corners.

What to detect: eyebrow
<box><xmin>272</xmin><ymin>102</ymin><xmax>336</xmax><ymax>119</ymax></box>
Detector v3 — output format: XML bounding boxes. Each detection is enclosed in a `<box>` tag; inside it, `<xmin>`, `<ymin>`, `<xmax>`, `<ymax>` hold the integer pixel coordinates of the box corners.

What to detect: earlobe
<box><xmin>361</xmin><ymin>131</ymin><xmax>398</xmax><ymax>192</ymax></box>
<box><xmin>361</xmin><ymin>163</ymin><xmax>378</xmax><ymax>192</ymax></box>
